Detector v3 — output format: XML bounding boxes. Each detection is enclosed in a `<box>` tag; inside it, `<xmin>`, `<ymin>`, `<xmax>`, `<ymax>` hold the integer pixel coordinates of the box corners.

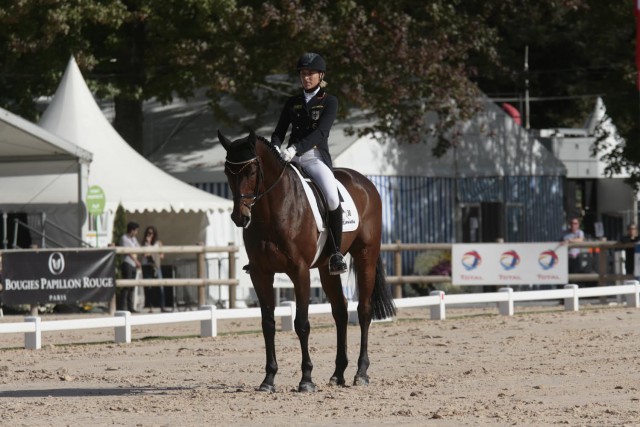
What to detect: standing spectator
<box><xmin>118</xmin><ymin>221</ymin><xmax>141</xmax><ymax>312</ymax></box>
<box><xmin>562</xmin><ymin>217</ymin><xmax>585</xmax><ymax>274</ymax></box>
<box><xmin>142</xmin><ymin>225</ymin><xmax>167</xmax><ymax>312</ymax></box>
<box><xmin>619</xmin><ymin>223</ymin><xmax>639</xmax><ymax>277</ymax></box>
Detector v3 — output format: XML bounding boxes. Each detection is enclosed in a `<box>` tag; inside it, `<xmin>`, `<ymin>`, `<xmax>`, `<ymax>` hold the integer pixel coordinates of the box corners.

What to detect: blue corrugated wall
<box><xmin>193</xmin><ymin>175</ymin><xmax>564</xmax><ymax>275</ymax></box>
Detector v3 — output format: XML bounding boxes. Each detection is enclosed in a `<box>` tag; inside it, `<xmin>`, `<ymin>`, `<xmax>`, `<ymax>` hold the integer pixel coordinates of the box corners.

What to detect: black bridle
<box><xmin>225</xmin><ymin>155</ymin><xmax>288</xmax><ymax>212</ymax></box>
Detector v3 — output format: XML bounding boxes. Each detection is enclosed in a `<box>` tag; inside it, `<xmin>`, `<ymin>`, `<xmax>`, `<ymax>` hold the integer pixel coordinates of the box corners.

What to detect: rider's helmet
<box><xmin>296</xmin><ymin>53</ymin><xmax>326</xmax><ymax>73</ymax></box>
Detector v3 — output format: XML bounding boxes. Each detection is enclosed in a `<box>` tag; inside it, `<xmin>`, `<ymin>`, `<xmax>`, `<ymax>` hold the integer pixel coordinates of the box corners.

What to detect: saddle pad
<box><xmin>289</xmin><ymin>164</ymin><xmax>360</xmax><ymax>233</ymax></box>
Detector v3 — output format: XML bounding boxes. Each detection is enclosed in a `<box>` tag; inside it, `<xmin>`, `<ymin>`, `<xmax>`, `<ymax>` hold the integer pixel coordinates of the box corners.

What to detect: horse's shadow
<box><xmin>0</xmin><ymin>384</ymin><xmax>247</xmax><ymax>398</ymax></box>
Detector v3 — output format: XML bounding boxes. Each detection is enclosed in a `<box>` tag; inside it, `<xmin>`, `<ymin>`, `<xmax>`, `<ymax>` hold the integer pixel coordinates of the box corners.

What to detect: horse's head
<box><xmin>219</xmin><ymin>130</ymin><xmax>260</xmax><ymax>228</ymax></box>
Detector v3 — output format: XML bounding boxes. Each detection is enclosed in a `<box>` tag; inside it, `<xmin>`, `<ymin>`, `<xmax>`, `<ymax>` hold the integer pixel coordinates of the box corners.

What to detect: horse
<box><xmin>218</xmin><ymin>130</ymin><xmax>396</xmax><ymax>393</ymax></box>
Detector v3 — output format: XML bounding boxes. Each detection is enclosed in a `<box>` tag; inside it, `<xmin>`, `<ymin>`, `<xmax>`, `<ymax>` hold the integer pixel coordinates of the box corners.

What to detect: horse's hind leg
<box><xmin>352</xmin><ymin>250</ymin><xmax>378</xmax><ymax>386</ymax></box>
<box><xmin>319</xmin><ymin>268</ymin><xmax>349</xmax><ymax>386</ymax></box>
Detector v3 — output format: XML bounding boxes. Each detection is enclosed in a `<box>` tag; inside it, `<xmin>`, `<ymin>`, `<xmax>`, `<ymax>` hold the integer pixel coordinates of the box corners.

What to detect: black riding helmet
<box><xmin>296</xmin><ymin>52</ymin><xmax>326</xmax><ymax>72</ymax></box>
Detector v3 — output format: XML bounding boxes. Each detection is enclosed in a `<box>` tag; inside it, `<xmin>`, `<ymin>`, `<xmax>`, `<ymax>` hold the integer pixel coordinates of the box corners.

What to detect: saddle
<box><xmin>289</xmin><ymin>164</ymin><xmax>359</xmax><ymax>267</ymax></box>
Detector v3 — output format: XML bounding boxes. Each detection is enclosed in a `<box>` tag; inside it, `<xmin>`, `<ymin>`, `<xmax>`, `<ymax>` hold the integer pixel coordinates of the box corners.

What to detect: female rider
<box><xmin>271</xmin><ymin>52</ymin><xmax>347</xmax><ymax>275</ymax></box>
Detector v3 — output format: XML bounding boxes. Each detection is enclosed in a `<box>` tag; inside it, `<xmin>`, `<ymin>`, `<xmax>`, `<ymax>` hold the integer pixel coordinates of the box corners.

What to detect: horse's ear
<box><xmin>248</xmin><ymin>129</ymin><xmax>257</xmax><ymax>147</ymax></box>
<box><xmin>218</xmin><ymin>130</ymin><xmax>232</xmax><ymax>151</ymax></box>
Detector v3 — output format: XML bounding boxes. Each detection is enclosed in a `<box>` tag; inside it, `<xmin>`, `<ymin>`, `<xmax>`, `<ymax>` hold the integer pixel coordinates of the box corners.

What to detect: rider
<box><xmin>271</xmin><ymin>52</ymin><xmax>347</xmax><ymax>275</ymax></box>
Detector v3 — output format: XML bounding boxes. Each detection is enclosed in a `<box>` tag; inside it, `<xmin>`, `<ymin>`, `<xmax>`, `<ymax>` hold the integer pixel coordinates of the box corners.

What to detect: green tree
<box><xmin>0</xmin><ymin>0</ymin><xmax>126</xmax><ymax>118</ymax></box>
<box><xmin>111</xmin><ymin>203</ymin><xmax>127</xmax><ymax>245</ymax></box>
<box><xmin>0</xmin><ymin>0</ymin><xmax>504</xmax><ymax>155</ymax></box>
<box><xmin>469</xmin><ymin>1</ymin><xmax>640</xmax><ymax>189</ymax></box>
<box><xmin>0</xmin><ymin>0</ymin><xmax>235</xmax><ymax>154</ymax></box>
<box><xmin>2</xmin><ymin>0</ymin><xmax>638</xmax><ymax>188</ymax></box>
<box><xmin>91</xmin><ymin>0</ymin><xmax>236</xmax><ymax>154</ymax></box>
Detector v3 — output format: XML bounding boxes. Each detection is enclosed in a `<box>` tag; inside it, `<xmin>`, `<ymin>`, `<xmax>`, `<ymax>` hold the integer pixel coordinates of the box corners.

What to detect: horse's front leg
<box><xmin>290</xmin><ymin>267</ymin><xmax>316</xmax><ymax>392</ymax></box>
<box><xmin>259</xmin><ymin>305</ymin><xmax>278</xmax><ymax>392</ymax></box>
<box><xmin>252</xmin><ymin>270</ymin><xmax>278</xmax><ymax>393</ymax></box>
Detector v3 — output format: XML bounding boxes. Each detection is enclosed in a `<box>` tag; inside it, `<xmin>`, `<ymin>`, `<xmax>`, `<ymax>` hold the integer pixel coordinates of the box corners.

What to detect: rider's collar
<box><xmin>303</xmin><ymin>86</ymin><xmax>320</xmax><ymax>103</ymax></box>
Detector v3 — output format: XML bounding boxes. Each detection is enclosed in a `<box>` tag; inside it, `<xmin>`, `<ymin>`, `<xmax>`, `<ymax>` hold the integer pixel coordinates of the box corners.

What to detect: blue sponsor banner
<box><xmin>1</xmin><ymin>249</ymin><xmax>116</xmax><ymax>305</ymax></box>
<box><xmin>452</xmin><ymin>243</ymin><xmax>568</xmax><ymax>286</ymax></box>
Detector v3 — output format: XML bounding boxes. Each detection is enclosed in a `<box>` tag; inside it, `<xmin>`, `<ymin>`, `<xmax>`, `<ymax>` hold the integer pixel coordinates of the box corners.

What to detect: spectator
<box><xmin>562</xmin><ymin>217</ymin><xmax>584</xmax><ymax>274</ymax></box>
<box><xmin>118</xmin><ymin>221</ymin><xmax>141</xmax><ymax>312</ymax></box>
<box><xmin>619</xmin><ymin>223</ymin><xmax>639</xmax><ymax>277</ymax></box>
<box><xmin>141</xmin><ymin>225</ymin><xmax>168</xmax><ymax>312</ymax></box>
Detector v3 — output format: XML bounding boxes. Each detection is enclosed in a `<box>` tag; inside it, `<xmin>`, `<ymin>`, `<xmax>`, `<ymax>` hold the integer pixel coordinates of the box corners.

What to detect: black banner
<box><xmin>1</xmin><ymin>249</ymin><xmax>116</xmax><ymax>305</ymax></box>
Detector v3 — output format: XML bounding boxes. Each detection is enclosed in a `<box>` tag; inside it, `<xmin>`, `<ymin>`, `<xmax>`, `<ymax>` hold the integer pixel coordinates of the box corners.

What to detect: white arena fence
<box><xmin>1</xmin><ymin>281</ymin><xmax>639</xmax><ymax>350</ymax></box>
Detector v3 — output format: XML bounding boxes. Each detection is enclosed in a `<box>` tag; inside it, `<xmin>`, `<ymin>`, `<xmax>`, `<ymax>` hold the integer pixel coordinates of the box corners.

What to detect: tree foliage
<box><xmin>469</xmin><ymin>1</ymin><xmax>640</xmax><ymax>189</ymax></box>
<box><xmin>0</xmin><ymin>0</ymin><xmax>638</xmax><ymax>187</ymax></box>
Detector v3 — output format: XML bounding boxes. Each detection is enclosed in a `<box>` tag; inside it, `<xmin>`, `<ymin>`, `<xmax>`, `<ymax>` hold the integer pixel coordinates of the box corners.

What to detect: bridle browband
<box><xmin>225</xmin><ymin>153</ymin><xmax>287</xmax><ymax>211</ymax></box>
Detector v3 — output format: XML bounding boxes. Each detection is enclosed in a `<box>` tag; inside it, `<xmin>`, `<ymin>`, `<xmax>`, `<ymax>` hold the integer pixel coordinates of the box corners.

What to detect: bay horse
<box><xmin>218</xmin><ymin>130</ymin><xmax>396</xmax><ymax>392</ymax></box>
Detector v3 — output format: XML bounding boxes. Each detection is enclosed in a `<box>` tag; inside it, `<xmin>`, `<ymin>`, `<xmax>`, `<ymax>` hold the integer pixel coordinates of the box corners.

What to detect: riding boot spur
<box><xmin>328</xmin><ymin>206</ymin><xmax>348</xmax><ymax>275</ymax></box>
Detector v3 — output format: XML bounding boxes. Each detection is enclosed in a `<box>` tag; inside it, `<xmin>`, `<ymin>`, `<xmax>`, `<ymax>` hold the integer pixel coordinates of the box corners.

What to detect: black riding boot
<box><xmin>328</xmin><ymin>206</ymin><xmax>347</xmax><ymax>275</ymax></box>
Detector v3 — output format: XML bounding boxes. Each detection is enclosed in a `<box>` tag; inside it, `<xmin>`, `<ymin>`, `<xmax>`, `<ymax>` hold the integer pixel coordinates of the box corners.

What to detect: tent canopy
<box><xmin>38</xmin><ymin>56</ymin><xmax>232</xmax><ymax>215</ymax></box>
<box><xmin>22</xmin><ymin>56</ymin><xmax>237</xmax><ymax>250</ymax></box>
<box><xmin>0</xmin><ymin>106</ymin><xmax>91</xmax><ymax>178</ymax></box>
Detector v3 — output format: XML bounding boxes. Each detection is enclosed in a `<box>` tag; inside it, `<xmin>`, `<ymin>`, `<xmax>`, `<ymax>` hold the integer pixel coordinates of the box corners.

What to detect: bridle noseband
<box><xmin>225</xmin><ymin>155</ymin><xmax>287</xmax><ymax>212</ymax></box>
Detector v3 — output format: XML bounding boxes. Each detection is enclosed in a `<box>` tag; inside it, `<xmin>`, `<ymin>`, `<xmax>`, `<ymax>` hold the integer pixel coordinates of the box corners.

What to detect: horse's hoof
<box><xmin>257</xmin><ymin>383</ymin><xmax>276</xmax><ymax>393</ymax></box>
<box><xmin>353</xmin><ymin>374</ymin><xmax>370</xmax><ymax>386</ymax></box>
<box><xmin>298</xmin><ymin>381</ymin><xmax>317</xmax><ymax>392</ymax></box>
<box><xmin>329</xmin><ymin>376</ymin><xmax>346</xmax><ymax>386</ymax></box>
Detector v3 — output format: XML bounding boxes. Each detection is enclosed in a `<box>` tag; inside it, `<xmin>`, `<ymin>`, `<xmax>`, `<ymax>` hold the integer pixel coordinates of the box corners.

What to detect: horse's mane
<box><xmin>256</xmin><ymin>134</ymin><xmax>288</xmax><ymax>167</ymax></box>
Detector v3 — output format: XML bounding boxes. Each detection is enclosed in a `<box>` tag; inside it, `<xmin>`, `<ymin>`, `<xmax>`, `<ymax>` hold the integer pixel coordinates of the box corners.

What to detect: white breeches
<box><xmin>293</xmin><ymin>149</ymin><xmax>340</xmax><ymax>211</ymax></box>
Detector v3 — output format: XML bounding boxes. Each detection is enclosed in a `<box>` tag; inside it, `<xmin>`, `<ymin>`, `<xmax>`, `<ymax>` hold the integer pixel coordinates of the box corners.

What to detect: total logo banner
<box><xmin>452</xmin><ymin>243</ymin><xmax>568</xmax><ymax>286</ymax></box>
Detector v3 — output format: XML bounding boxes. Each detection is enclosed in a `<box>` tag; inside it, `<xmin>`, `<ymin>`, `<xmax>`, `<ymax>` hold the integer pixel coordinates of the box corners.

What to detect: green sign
<box><xmin>86</xmin><ymin>185</ymin><xmax>106</xmax><ymax>215</ymax></box>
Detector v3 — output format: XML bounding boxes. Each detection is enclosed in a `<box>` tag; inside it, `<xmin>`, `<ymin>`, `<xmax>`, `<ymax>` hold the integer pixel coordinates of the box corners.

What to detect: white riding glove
<box><xmin>281</xmin><ymin>146</ymin><xmax>297</xmax><ymax>162</ymax></box>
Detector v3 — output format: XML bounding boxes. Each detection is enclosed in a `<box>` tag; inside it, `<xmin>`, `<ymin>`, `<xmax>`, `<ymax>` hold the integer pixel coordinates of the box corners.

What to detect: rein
<box><xmin>225</xmin><ymin>155</ymin><xmax>288</xmax><ymax>209</ymax></box>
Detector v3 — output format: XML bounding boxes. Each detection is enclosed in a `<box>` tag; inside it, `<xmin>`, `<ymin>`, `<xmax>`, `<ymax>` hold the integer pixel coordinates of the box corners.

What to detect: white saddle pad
<box><xmin>289</xmin><ymin>164</ymin><xmax>360</xmax><ymax>267</ymax></box>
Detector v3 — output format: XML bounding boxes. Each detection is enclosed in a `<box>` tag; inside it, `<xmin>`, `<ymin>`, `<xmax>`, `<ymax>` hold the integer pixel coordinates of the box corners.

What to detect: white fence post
<box><xmin>429</xmin><ymin>290</ymin><xmax>446</xmax><ymax>320</ymax></box>
<box><xmin>24</xmin><ymin>316</ymin><xmax>41</xmax><ymax>350</ymax></box>
<box><xmin>624</xmin><ymin>280</ymin><xmax>640</xmax><ymax>308</ymax></box>
<box><xmin>498</xmin><ymin>287</ymin><xmax>514</xmax><ymax>316</ymax></box>
<box><xmin>114</xmin><ymin>311</ymin><xmax>131</xmax><ymax>344</ymax></box>
<box><xmin>564</xmin><ymin>284</ymin><xmax>579</xmax><ymax>311</ymax></box>
<box><xmin>348</xmin><ymin>307</ymin><xmax>359</xmax><ymax>325</ymax></box>
<box><xmin>200</xmin><ymin>305</ymin><xmax>217</xmax><ymax>337</ymax></box>
<box><xmin>281</xmin><ymin>301</ymin><xmax>295</xmax><ymax>332</ymax></box>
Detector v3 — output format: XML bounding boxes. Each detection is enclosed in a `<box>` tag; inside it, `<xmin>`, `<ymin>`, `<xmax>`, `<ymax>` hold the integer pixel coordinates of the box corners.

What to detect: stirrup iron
<box><xmin>329</xmin><ymin>252</ymin><xmax>347</xmax><ymax>275</ymax></box>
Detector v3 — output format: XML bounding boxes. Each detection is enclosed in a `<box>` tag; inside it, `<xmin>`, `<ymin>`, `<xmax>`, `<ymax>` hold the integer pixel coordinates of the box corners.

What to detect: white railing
<box><xmin>2</xmin><ymin>281</ymin><xmax>639</xmax><ymax>350</ymax></box>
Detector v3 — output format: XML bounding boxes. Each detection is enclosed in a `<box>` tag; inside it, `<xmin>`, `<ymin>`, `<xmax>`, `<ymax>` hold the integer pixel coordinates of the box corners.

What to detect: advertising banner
<box><xmin>1</xmin><ymin>249</ymin><xmax>116</xmax><ymax>305</ymax></box>
<box><xmin>635</xmin><ymin>243</ymin><xmax>640</xmax><ymax>278</ymax></box>
<box><xmin>452</xmin><ymin>243</ymin><xmax>568</xmax><ymax>286</ymax></box>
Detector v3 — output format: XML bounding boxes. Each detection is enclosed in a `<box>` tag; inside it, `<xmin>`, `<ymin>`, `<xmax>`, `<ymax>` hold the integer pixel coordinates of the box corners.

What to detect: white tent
<box><xmin>335</xmin><ymin>99</ymin><xmax>566</xmax><ymax>176</ymax></box>
<box><xmin>38</xmin><ymin>56</ymin><xmax>236</xmax><ymax>246</ymax></box>
<box><xmin>38</xmin><ymin>57</ymin><xmax>243</xmax><ymax>305</ymax></box>
<box><xmin>143</xmin><ymin>93</ymin><xmax>565</xmax><ymax>183</ymax></box>
<box><xmin>0</xmin><ymin>105</ymin><xmax>93</xmax><ymax>248</ymax></box>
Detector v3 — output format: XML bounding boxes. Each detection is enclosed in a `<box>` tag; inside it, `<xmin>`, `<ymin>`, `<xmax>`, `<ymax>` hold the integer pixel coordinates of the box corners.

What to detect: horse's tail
<box><xmin>371</xmin><ymin>255</ymin><xmax>397</xmax><ymax>320</ymax></box>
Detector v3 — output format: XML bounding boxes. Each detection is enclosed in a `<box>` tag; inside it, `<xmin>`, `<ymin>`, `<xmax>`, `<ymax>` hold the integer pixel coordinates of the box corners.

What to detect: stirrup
<box><xmin>329</xmin><ymin>253</ymin><xmax>347</xmax><ymax>275</ymax></box>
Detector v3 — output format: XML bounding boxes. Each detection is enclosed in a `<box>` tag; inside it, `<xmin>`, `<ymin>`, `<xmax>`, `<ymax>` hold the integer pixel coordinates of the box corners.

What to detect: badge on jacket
<box><xmin>311</xmin><ymin>107</ymin><xmax>322</xmax><ymax>121</ymax></box>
